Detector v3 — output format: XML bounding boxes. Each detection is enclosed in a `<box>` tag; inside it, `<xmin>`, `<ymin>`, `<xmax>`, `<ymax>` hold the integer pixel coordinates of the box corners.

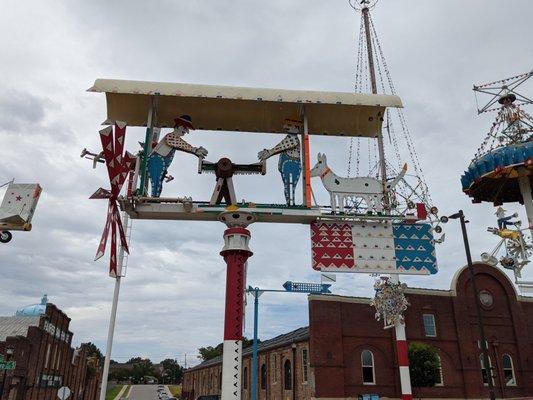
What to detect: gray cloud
<box><xmin>0</xmin><ymin>0</ymin><xmax>532</xmax><ymax>364</ymax></box>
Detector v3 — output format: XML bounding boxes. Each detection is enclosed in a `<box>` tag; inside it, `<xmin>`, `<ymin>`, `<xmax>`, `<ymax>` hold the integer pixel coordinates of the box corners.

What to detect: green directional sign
<box><xmin>0</xmin><ymin>355</ymin><xmax>16</xmax><ymax>370</ymax></box>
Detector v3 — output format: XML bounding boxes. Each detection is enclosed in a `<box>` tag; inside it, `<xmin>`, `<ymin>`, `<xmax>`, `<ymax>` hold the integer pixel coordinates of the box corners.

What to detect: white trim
<box><xmin>361</xmin><ymin>350</ymin><xmax>375</xmax><ymax>385</ymax></box>
<box><xmin>502</xmin><ymin>353</ymin><xmax>517</xmax><ymax>387</ymax></box>
<box><xmin>423</xmin><ymin>313</ymin><xmax>437</xmax><ymax>337</ymax></box>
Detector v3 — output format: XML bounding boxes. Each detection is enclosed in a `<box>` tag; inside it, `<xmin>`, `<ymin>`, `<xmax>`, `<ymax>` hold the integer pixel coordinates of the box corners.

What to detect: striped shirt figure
<box><xmin>147</xmin><ymin>115</ymin><xmax>208</xmax><ymax>197</ymax></box>
<box><xmin>258</xmin><ymin>117</ymin><xmax>302</xmax><ymax>205</ymax></box>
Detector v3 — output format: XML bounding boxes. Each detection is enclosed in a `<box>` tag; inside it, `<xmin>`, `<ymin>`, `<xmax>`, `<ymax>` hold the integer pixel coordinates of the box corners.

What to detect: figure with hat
<box><xmin>258</xmin><ymin>117</ymin><xmax>302</xmax><ymax>205</ymax></box>
<box><xmin>147</xmin><ymin>115</ymin><xmax>208</xmax><ymax>197</ymax></box>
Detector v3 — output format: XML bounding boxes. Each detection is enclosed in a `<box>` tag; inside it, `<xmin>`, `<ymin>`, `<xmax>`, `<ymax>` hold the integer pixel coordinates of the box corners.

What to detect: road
<box><xmin>128</xmin><ymin>385</ymin><xmax>172</xmax><ymax>400</ymax></box>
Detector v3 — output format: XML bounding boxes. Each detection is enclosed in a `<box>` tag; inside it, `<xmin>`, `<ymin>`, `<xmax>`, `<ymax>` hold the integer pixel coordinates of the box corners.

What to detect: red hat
<box><xmin>174</xmin><ymin>115</ymin><xmax>194</xmax><ymax>130</ymax></box>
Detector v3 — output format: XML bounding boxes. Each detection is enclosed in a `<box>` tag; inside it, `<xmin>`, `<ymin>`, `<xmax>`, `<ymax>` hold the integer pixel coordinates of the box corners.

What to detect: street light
<box><xmin>246</xmin><ymin>281</ymin><xmax>331</xmax><ymax>400</ymax></box>
<box><xmin>443</xmin><ymin>210</ymin><xmax>496</xmax><ymax>400</ymax></box>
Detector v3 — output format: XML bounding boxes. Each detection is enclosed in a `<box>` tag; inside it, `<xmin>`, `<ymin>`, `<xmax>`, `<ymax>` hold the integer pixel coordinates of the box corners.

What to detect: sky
<box><xmin>1</xmin><ymin>0</ymin><xmax>533</xmax><ymax>366</ymax></box>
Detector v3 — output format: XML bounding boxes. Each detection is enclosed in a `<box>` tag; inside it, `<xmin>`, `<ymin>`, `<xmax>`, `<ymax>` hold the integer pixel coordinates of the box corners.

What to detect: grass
<box><xmin>105</xmin><ymin>385</ymin><xmax>127</xmax><ymax>400</ymax></box>
<box><xmin>168</xmin><ymin>385</ymin><xmax>182</xmax><ymax>398</ymax></box>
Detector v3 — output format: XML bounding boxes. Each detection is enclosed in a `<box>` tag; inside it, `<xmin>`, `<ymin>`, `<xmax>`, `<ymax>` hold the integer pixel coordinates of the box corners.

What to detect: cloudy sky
<box><xmin>1</xmin><ymin>0</ymin><xmax>533</xmax><ymax>365</ymax></box>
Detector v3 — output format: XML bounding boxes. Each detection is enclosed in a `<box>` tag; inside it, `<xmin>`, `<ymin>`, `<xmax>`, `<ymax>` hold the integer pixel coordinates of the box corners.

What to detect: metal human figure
<box><xmin>147</xmin><ymin>115</ymin><xmax>208</xmax><ymax>197</ymax></box>
<box><xmin>495</xmin><ymin>207</ymin><xmax>519</xmax><ymax>230</ymax></box>
<box><xmin>258</xmin><ymin>118</ymin><xmax>302</xmax><ymax>205</ymax></box>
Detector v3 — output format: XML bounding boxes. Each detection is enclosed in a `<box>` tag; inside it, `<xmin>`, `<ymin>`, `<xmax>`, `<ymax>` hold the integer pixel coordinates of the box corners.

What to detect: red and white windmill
<box><xmin>90</xmin><ymin>122</ymin><xmax>136</xmax><ymax>277</ymax></box>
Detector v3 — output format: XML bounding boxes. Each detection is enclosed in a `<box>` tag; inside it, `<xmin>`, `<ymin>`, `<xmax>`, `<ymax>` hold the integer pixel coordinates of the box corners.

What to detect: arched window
<box><xmin>361</xmin><ymin>350</ymin><xmax>375</xmax><ymax>384</ymax></box>
<box><xmin>261</xmin><ymin>363</ymin><xmax>267</xmax><ymax>390</ymax></box>
<box><xmin>480</xmin><ymin>354</ymin><xmax>494</xmax><ymax>386</ymax></box>
<box><xmin>284</xmin><ymin>360</ymin><xmax>292</xmax><ymax>390</ymax></box>
<box><xmin>502</xmin><ymin>354</ymin><xmax>517</xmax><ymax>386</ymax></box>
<box><xmin>243</xmin><ymin>366</ymin><xmax>248</xmax><ymax>389</ymax></box>
<box><xmin>435</xmin><ymin>354</ymin><xmax>444</xmax><ymax>386</ymax></box>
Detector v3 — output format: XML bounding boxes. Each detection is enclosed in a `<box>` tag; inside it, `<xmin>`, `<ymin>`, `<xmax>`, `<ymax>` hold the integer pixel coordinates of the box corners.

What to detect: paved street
<box><xmin>128</xmin><ymin>385</ymin><xmax>171</xmax><ymax>400</ymax></box>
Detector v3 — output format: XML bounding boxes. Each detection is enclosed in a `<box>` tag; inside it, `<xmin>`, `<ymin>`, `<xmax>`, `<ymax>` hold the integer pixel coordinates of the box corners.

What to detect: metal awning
<box><xmin>88</xmin><ymin>79</ymin><xmax>402</xmax><ymax>137</ymax></box>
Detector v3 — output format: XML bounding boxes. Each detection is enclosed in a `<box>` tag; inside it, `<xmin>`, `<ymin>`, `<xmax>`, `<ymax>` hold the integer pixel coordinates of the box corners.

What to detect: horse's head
<box><xmin>310</xmin><ymin>153</ymin><xmax>328</xmax><ymax>177</ymax></box>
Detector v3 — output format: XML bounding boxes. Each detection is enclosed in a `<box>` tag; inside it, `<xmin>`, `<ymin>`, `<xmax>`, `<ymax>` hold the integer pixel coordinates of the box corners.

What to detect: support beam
<box><xmin>362</xmin><ymin>6</ymin><xmax>389</xmax><ymax>209</ymax></box>
<box><xmin>302</xmin><ymin>109</ymin><xmax>311</xmax><ymax>208</ymax></box>
<box><xmin>220</xmin><ymin>212</ymin><xmax>255</xmax><ymax>400</ymax></box>
<box><xmin>518</xmin><ymin>167</ymin><xmax>533</xmax><ymax>235</ymax></box>
<box><xmin>138</xmin><ymin>95</ymin><xmax>159</xmax><ymax>195</ymax></box>
<box><xmin>389</xmin><ymin>274</ymin><xmax>412</xmax><ymax>400</ymax></box>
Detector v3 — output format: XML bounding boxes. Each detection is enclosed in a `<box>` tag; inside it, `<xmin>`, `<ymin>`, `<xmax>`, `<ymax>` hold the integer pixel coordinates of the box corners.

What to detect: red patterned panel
<box><xmin>311</xmin><ymin>222</ymin><xmax>355</xmax><ymax>270</ymax></box>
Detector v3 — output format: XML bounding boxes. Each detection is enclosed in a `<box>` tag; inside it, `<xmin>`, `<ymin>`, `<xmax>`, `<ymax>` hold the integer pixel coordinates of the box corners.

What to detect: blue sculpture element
<box><xmin>15</xmin><ymin>294</ymin><xmax>48</xmax><ymax>317</ymax></box>
<box><xmin>147</xmin><ymin>115</ymin><xmax>208</xmax><ymax>197</ymax></box>
<box><xmin>393</xmin><ymin>223</ymin><xmax>437</xmax><ymax>274</ymax></box>
<box><xmin>258</xmin><ymin>118</ymin><xmax>302</xmax><ymax>205</ymax></box>
<box><xmin>461</xmin><ymin>142</ymin><xmax>533</xmax><ymax>191</ymax></box>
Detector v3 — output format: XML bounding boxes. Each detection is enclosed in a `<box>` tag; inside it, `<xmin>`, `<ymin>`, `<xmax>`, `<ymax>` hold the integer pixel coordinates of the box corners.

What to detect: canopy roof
<box><xmin>89</xmin><ymin>79</ymin><xmax>402</xmax><ymax>137</ymax></box>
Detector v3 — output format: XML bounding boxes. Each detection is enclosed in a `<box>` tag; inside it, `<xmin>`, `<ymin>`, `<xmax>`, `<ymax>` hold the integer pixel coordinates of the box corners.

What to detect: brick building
<box><xmin>183</xmin><ymin>263</ymin><xmax>533</xmax><ymax>399</ymax></box>
<box><xmin>0</xmin><ymin>296</ymin><xmax>101</xmax><ymax>400</ymax></box>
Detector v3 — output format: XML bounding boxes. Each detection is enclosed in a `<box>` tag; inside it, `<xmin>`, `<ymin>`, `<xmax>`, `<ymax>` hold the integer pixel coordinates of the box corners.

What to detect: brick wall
<box><xmin>0</xmin><ymin>304</ymin><xmax>102</xmax><ymax>400</ymax></box>
<box><xmin>310</xmin><ymin>263</ymin><xmax>533</xmax><ymax>400</ymax></box>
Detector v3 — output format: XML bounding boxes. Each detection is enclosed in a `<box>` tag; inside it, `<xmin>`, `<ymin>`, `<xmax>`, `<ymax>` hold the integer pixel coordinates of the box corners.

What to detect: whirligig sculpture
<box><xmin>0</xmin><ymin>181</ymin><xmax>42</xmax><ymax>243</ymax></box>
<box><xmin>461</xmin><ymin>71</ymin><xmax>533</xmax><ymax>286</ymax></box>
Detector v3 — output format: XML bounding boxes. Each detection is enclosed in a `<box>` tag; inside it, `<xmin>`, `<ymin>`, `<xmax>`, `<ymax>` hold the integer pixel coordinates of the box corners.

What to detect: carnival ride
<box><xmin>86</xmin><ymin>2</ymin><xmax>441</xmax><ymax>400</ymax></box>
<box><xmin>461</xmin><ymin>71</ymin><xmax>533</xmax><ymax>290</ymax></box>
<box><xmin>0</xmin><ymin>181</ymin><xmax>42</xmax><ymax>243</ymax></box>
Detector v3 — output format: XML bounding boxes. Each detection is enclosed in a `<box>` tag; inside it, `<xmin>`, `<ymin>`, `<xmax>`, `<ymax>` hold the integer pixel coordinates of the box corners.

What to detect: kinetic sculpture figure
<box><xmin>310</xmin><ymin>153</ymin><xmax>407</xmax><ymax>213</ymax></box>
<box><xmin>482</xmin><ymin>208</ymin><xmax>532</xmax><ymax>277</ymax></box>
<box><xmin>258</xmin><ymin>117</ymin><xmax>302</xmax><ymax>205</ymax></box>
<box><xmin>0</xmin><ymin>182</ymin><xmax>42</xmax><ymax>243</ymax></box>
<box><xmin>147</xmin><ymin>115</ymin><xmax>208</xmax><ymax>197</ymax></box>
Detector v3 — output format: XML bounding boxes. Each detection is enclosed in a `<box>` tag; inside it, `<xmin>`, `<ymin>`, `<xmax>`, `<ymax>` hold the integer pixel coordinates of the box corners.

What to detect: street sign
<box><xmin>283</xmin><ymin>281</ymin><xmax>331</xmax><ymax>294</ymax></box>
<box><xmin>57</xmin><ymin>386</ymin><xmax>71</xmax><ymax>400</ymax></box>
<box><xmin>0</xmin><ymin>356</ymin><xmax>15</xmax><ymax>370</ymax></box>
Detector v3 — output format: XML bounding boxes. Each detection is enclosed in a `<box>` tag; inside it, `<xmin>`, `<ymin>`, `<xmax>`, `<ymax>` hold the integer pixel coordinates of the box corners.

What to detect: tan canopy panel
<box><xmin>88</xmin><ymin>79</ymin><xmax>403</xmax><ymax>137</ymax></box>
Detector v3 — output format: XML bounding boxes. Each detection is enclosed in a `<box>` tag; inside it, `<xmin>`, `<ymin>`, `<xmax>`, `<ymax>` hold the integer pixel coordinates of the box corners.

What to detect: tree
<box><xmin>161</xmin><ymin>359</ymin><xmax>184</xmax><ymax>384</ymax></box>
<box><xmin>408</xmin><ymin>342</ymin><xmax>441</xmax><ymax>399</ymax></box>
<box><xmin>198</xmin><ymin>337</ymin><xmax>259</xmax><ymax>361</ymax></box>
<box><xmin>128</xmin><ymin>358</ymin><xmax>156</xmax><ymax>384</ymax></box>
<box><xmin>85</xmin><ymin>342</ymin><xmax>104</xmax><ymax>363</ymax></box>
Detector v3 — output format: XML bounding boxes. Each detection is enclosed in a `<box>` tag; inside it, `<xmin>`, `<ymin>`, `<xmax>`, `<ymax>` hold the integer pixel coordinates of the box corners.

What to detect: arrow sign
<box><xmin>283</xmin><ymin>281</ymin><xmax>331</xmax><ymax>294</ymax></box>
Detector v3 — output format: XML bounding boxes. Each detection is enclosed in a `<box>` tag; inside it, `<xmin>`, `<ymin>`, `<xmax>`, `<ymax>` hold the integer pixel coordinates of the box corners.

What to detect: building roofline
<box><xmin>187</xmin><ymin>326</ymin><xmax>309</xmax><ymax>371</ymax></box>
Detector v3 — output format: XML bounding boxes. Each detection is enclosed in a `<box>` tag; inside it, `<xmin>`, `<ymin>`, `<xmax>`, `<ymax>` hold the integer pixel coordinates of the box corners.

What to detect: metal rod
<box><xmin>98</xmin><ymin>212</ymin><xmax>130</xmax><ymax>400</ymax></box>
<box><xmin>302</xmin><ymin>110</ymin><xmax>311</xmax><ymax>208</ymax></box>
<box><xmin>138</xmin><ymin>95</ymin><xmax>158</xmax><ymax>195</ymax></box>
<box><xmin>518</xmin><ymin>167</ymin><xmax>533</xmax><ymax>236</ymax></box>
<box><xmin>251</xmin><ymin>289</ymin><xmax>259</xmax><ymax>400</ymax></box>
<box><xmin>361</xmin><ymin>6</ymin><xmax>388</xmax><ymax>208</ymax></box>
<box><xmin>457</xmin><ymin>210</ymin><xmax>496</xmax><ymax>400</ymax></box>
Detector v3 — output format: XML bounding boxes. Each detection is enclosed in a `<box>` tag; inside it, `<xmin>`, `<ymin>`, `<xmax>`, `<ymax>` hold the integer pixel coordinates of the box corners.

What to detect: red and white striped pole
<box><xmin>219</xmin><ymin>211</ymin><xmax>255</xmax><ymax>400</ymax></box>
<box><xmin>390</xmin><ymin>274</ymin><xmax>412</xmax><ymax>400</ymax></box>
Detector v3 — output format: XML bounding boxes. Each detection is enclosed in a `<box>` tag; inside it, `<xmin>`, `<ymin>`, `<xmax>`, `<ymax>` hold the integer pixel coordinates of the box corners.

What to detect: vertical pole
<box><xmin>458</xmin><ymin>211</ymin><xmax>496</xmax><ymax>400</ymax></box>
<box><xmin>220</xmin><ymin>213</ymin><xmax>254</xmax><ymax>400</ymax></box>
<box><xmin>251</xmin><ymin>289</ymin><xmax>259</xmax><ymax>400</ymax></box>
<box><xmin>302</xmin><ymin>110</ymin><xmax>311</xmax><ymax>208</ymax></box>
<box><xmin>389</xmin><ymin>274</ymin><xmax>412</xmax><ymax>400</ymax></box>
<box><xmin>138</xmin><ymin>95</ymin><xmax>158</xmax><ymax>196</ymax></box>
<box><xmin>98</xmin><ymin>212</ymin><xmax>130</xmax><ymax>400</ymax></box>
<box><xmin>518</xmin><ymin>168</ymin><xmax>533</xmax><ymax>235</ymax></box>
<box><xmin>361</xmin><ymin>6</ymin><xmax>388</xmax><ymax>207</ymax></box>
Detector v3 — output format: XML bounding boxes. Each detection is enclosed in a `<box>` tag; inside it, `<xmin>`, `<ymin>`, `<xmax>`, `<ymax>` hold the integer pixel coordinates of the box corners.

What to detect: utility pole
<box><xmin>447</xmin><ymin>210</ymin><xmax>496</xmax><ymax>400</ymax></box>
